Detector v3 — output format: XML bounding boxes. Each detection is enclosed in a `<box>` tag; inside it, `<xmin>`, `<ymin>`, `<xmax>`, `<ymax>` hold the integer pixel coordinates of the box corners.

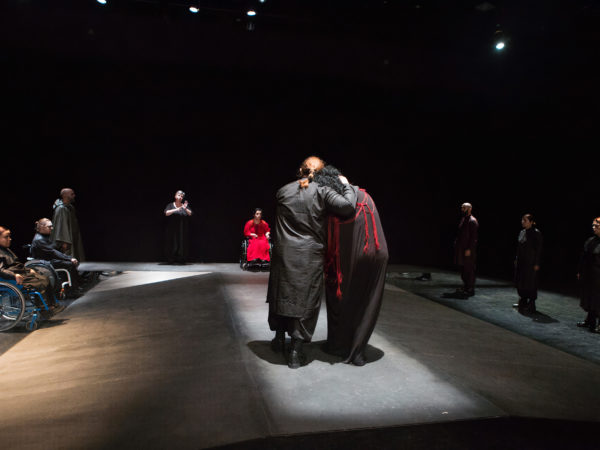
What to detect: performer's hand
<box><xmin>464</xmin><ymin>249</ymin><xmax>471</xmax><ymax>257</ymax></box>
<box><xmin>266</xmin><ymin>232</ymin><xmax>271</xmax><ymax>239</ymax></box>
<box><xmin>72</xmin><ymin>258</ymin><xmax>79</xmax><ymax>266</ymax></box>
<box><xmin>338</xmin><ymin>175</ymin><xmax>349</xmax><ymax>185</ymax></box>
<box><xmin>183</xmin><ymin>201</ymin><xmax>188</xmax><ymax>208</ymax></box>
<box><xmin>577</xmin><ymin>273</ymin><xmax>581</xmax><ymax>280</ymax></box>
<box><xmin>250</xmin><ymin>233</ymin><xmax>258</xmax><ymax>238</ymax></box>
<box><xmin>15</xmin><ymin>274</ymin><xmax>24</xmax><ymax>285</ymax></box>
<box><xmin>533</xmin><ymin>265</ymin><xmax>540</xmax><ymax>271</ymax></box>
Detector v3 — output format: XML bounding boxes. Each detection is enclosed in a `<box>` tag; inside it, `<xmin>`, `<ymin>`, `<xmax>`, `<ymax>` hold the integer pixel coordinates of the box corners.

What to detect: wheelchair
<box><xmin>240</xmin><ymin>237</ymin><xmax>272</xmax><ymax>272</ymax></box>
<box><xmin>22</xmin><ymin>244</ymin><xmax>73</xmax><ymax>299</ymax></box>
<box><xmin>0</xmin><ymin>277</ymin><xmax>59</xmax><ymax>332</ymax></box>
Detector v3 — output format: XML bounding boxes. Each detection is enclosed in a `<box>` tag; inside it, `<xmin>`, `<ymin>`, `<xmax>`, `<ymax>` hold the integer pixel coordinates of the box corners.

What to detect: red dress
<box><xmin>244</xmin><ymin>220</ymin><xmax>271</xmax><ymax>261</ymax></box>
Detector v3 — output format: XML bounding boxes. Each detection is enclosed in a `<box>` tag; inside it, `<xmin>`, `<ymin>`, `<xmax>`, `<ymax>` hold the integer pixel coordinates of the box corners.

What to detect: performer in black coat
<box><xmin>267</xmin><ymin>157</ymin><xmax>357</xmax><ymax>369</ymax></box>
<box><xmin>315</xmin><ymin>166</ymin><xmax>389</xmax><ymax>366</ymax></box>
<box><xmin>453</xmin><ymin>202</ymin><xmax>478</xmax><ymax>297</ymax></box>
<box><xmin>513</xmin><ymin>214</ymin><xmax>543</xmax><ymax>314</ymax></box>
<box><xmin>576</xmin><ymin>217</ymin><xmax>600</xmax><ymax>332</ymax></box>
<box><xmin>164</xmin><ymin>190</ymin><xmax>193</xmax><ymax>264</ymax></box>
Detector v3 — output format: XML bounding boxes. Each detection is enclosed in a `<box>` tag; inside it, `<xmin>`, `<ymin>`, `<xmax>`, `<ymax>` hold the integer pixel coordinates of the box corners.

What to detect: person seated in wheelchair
<box><xmin>243</xmin><ymin>208</ymin><xmax>271</xmax><ymax>270</ymax></box>
<box><xmin>31</xmin><ymin>218</ymin><xmax>82</xmax><ymax>293</ymax></box>
<box><xmin>0</xmin><ymin>225</ymin><xmax>63</xmax><ymax>317</ymax></box>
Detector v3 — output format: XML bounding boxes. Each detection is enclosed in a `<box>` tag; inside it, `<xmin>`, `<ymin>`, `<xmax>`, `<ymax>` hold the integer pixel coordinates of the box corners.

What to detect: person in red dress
<box><xmin>244</xmin><ymin>209</ymin><xmax>271</xmax><ymax>267</ymax></box>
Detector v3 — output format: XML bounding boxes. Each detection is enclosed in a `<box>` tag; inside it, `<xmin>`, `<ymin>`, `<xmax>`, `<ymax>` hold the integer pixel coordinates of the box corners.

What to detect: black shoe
<box><xmin>270</xmin><ymin>331</ymin><xmax>285</xmax><ymax>353</ymax></box>
<box><xmin>415</xmin><ymin>273</ymin><xmax>431</xmax><ymax>281</ymax></box>
<box><xmin>51</xmin><ymin>304</ymin><xmax>66</xmax><ymax>315</ymax></box>
<box><xmin>352</xmin><ymin>352</ymin><xmax>366</xmax><ymax>366</ymax></box>
<box><xmin>464</xmin><ymin>289</ymin><xmax>475</xmax><ymax>297</ymax></box>
<box><xmin>288</xmin><ymin>339</ymin><xmax>306</xmax><ymax>369</ymax></box>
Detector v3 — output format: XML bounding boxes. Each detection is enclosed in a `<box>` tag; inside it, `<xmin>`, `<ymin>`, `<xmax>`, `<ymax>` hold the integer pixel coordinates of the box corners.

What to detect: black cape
<box><xmin>579</xmin><ymin>235</ymin><xmax>600</xmax><ymax>315</ymax></box>
<box><xmin>514</xmin><ymin>227</ymin><xmax>543</xmax><ymax>292</ymax></box>
<box><xmin>325</xmin><ymin>187</ymin><xmax>389</xmax><ymax>363</ymax></box>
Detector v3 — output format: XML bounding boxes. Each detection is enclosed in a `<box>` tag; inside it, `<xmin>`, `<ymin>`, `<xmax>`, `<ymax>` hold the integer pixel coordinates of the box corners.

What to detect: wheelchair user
<box><xmin>243</xmin><ymin>208</ymin><xmax>271</xmax><ymax>269</ymax></box>
<box><xmin>0</xmin><ymin>225</ymin><xmax>64</xmax><ymax>317</ymax></box>
<box><xmin>32</xmin><ymin>217</ymin><xmax>82</xmax><ymax>292</ymax></box>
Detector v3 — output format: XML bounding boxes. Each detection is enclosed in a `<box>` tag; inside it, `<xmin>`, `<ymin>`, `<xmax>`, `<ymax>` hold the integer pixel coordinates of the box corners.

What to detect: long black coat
<box><xmin>515</xmin><ymin>227</ymin><xmax>543</xmax><ymax>292</ymax></box>
<box><xmin>266</xmin><ymin>180</ymin><xmax>357</xmax><ymax>318</ymax></box>
<box><xmin>325</xmin><ymin>187</ymin><xmax>389</xmax><ymax>363</ymax></box>
<box><xmin>579</xmin><ymin>235</ymin><xmax>600</xmax><ymax>315</ymax></box>
<box><xmin>454</xmin><ymin>214</ymin><xmax>478</xmax><ymax>266</ymax></box>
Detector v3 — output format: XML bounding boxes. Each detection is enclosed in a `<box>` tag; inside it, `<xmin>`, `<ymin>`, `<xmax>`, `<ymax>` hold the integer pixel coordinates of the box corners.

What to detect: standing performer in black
<box><xmin>267</xmin><ymin>157</ymin><xmax>357</xmax><ymax>369</ymax></box>
<box><xmin>164</xmin><ymin>190</ymin><xmax>193</xmax><ymax>264</ymax></box>
<box><xmin>315</xmin><ymin>166</ymin><xmax>389</xmax><ymax>366</ymax></box>
<box><xmin>453</xmin><ymin>202</ymin><xmax>478</xmax><ymax>298</ymax></box>
<box><xmin>576</xmin><ymin>217</ymin><xmax>600</xmax><ymax>333</ymax></box>
<box><xmin>513</xmin><ymin>214</ymin><xmax>543</xmax><ymax>314</ymax></box>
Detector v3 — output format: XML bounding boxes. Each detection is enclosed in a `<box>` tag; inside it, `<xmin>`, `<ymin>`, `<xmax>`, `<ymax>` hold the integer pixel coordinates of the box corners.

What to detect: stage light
<box><xmin>96</xmin><ymin>0</ymin><xmax>107</xmax><ymax>4</ymax></box>
<box><xmin>189</xmin><ymin>6</ymin><xmax>199</xmax><ymax>13</ymax></box>
<box><xmin>259</xmin><ymin>0</ymin><xmax>266</xmax><ymax>3</ymax></box>
<box><xmin>247</xmin><ymin>10</ymin><xmax>257</xmax><ymax>17</ymax></box>
<box><xmin>493</xmin><ymin>28</ymin><xmax>507</xmax><ymax>51</ymax></box>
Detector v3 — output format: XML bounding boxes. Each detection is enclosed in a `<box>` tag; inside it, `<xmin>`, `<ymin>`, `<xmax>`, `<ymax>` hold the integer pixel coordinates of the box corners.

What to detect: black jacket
<box><xmin>0</xmin><ymin>247</ymin><xmax>22</xmax><ymax>280</ymax></box>
<box><xmin>31</xmin><ymin>233</ymin><xmax>72</xmax><ymax>262</ymax></box>
<box><xmin>267</xmin><ymin>180</ymin><xmax>357</xmax><ymax>318</ymax></box>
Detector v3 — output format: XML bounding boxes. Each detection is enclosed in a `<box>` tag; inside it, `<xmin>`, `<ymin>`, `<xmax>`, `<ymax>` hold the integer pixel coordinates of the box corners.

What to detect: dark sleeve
<box><xmin>467</xmin><ymin>218</ymin><xmax>478</xmax><ymax>250</ymax></box>
<box><xmin>0</xmin><ymin>252</ymin><xmax>17</xmax><ymax>280</ymax></box>
<box><xmin>164</xmin><ymin>203</ymin><xmax>173</xmax><ymax>214</ymax></box>
<box><xmin>33</xmin><ymin>238</ymin><xmax>71</xmax><ymax>261</ymax></box>
<box><xmin>322</xmin><ymin>184</ymin><xmax>357</xmax><ymax>219</ymax></box>
<box><xmin>53</xmin><ymin>207</ymin><xmax>72</xmax><ymax>244</ymax></box>
<box><xmin>534</xmin><ymin>231</ymin><xmax>543</xmax><ymax>266</ymax></box>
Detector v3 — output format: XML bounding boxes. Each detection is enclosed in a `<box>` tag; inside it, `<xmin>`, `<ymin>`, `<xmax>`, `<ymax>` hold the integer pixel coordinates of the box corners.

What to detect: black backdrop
<box><xmin>2</xmin><ymin>1</ymin><xmax>598</xmax><ymax>292</ymax></box>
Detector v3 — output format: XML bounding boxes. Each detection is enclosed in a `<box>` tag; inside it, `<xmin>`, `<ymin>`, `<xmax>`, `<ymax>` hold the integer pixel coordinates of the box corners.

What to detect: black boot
<box><xmin>288</xmin><ymin>338</ymin><xmax>306</xmax><ymax>369</ymax></box>
<box><xmin>270</xmin><ymin>331</ymin><xmax>285</xmax><ymax>353</ymax></box>
<box><xmin>513</xmin><ymin>298</ymin><xmax>526</xmax><ymax>309</ymax></box>
<box><xmin>525</xmin><ymin>299</ymin><xmax>536</xmax><ymax>314</ymax></box>
<box><xmin>577</xmin><ymin>313</ymin><xmax>597</xmax><ymax>331</ymax></box>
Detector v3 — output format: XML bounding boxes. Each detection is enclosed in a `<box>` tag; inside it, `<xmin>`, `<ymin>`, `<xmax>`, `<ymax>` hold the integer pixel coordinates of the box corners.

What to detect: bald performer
<box><xmin>454</xmin><ymin>202</ymin><xmax>478</xmax><ymax>297</ymax></box>
<box><xmin>51</xmin><ymin>188</ymin><xmax>85</xmax><ymax>261</ymax></box>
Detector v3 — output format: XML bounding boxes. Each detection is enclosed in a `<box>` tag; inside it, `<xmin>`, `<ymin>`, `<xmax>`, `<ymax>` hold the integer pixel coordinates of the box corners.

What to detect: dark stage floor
<box><xmin>0</xmin><ymin>263</ymin><xmax>598</xmax><ymax>449</ymax></box>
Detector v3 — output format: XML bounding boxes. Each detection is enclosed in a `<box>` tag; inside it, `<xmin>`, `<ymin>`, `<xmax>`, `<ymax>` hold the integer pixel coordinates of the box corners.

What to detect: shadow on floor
<box><xmin>247</xmin><ymin>340</ymin><xmax>384</xmax><ymax>366</ymax></box>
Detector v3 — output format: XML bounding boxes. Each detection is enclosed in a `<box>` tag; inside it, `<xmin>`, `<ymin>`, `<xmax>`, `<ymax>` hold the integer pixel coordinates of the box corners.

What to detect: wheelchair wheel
<box><xmin>25</xmin><ymin>260</ymin><xmax>59</xmax><ymax>294</ymax></box>
<box><xmin>24</xmin><ymin>318</ymin><xmax>39</xmax><ymax>332</ymax></box>
<box><xmin>0</xmin><ymin>282</ymin><xmax>26</xmax><ymax>332</ymax></box>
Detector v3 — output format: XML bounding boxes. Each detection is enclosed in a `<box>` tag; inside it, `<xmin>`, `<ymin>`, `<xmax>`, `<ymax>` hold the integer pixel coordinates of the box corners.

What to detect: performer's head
<box><xmin>461</xmin><ymin>203</ymin><xmax>472</xmax><ymax>216</ymax></box>
<box><xmin>593</xmin><ymin>217</ymin><xmax>600</xmax><ymax>236</ymax></box>
<box><xmin>60</xmin><ymin>188</ymin><xmax>75</xmax><ymax>204</ymax></box>
<box><xmin>297</xmin><ymin>156</ymin><xmax>325</xmax><ymax>181</ymax></box>
<box><xmin>35</xmin><ymin>218</ymin><xmax>53</xmax><ymax>235</ymax></box>
<box><xmin>521</xmin><ymin>214</ymin><xmax>535</xmax><ymax>229</ymax></box>
<box><xmin>313</xmin><ymin>165</ymin><xmax>345</xmax><ymax>195</ymax></box>
<box><xmin>253</xmin><ymin>208</ymin><xmax>263</xmax><ymax>220</ymax></box>
<box><xmin>0</xmin><ymin>226</ymin><xmax>11</xmax><ymax>248</ymax></box>
<box><xmin>174</xmin><ymin>190</ymin><xmax>185</xmax><ymax>202</ymax></box>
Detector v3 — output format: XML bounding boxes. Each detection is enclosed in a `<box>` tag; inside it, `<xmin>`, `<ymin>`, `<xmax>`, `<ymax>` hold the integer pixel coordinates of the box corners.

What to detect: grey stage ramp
<box><xmin>0</xmin><ymin>264</ymin><xmax>599</xmax><ymax>449</ymax></box>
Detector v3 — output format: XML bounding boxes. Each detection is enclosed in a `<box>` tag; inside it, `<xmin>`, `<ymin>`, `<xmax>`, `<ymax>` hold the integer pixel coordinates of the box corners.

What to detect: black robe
<box><xmin>164</xmin><ymin>202</ymin><xmax>191</xmax><ymax>263</ymax></box>
<box><xmin>578</xmin><ymin>235</ymin><xmax>600</xmax><ymax>315</ymax></box>
<box><xmin>514</xmin><ymin>227</ymin><xmax>543</xmax><ymax>298</ymax></box>
<box><xmin>324</xmin><ymin>187</ymin><xmax>388</xmax><ymax>363</ymax></box>
<box><xmin>267</xmin><ymin>180</ymin><xmax>357</xmax><ymax>341</ymax></box>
